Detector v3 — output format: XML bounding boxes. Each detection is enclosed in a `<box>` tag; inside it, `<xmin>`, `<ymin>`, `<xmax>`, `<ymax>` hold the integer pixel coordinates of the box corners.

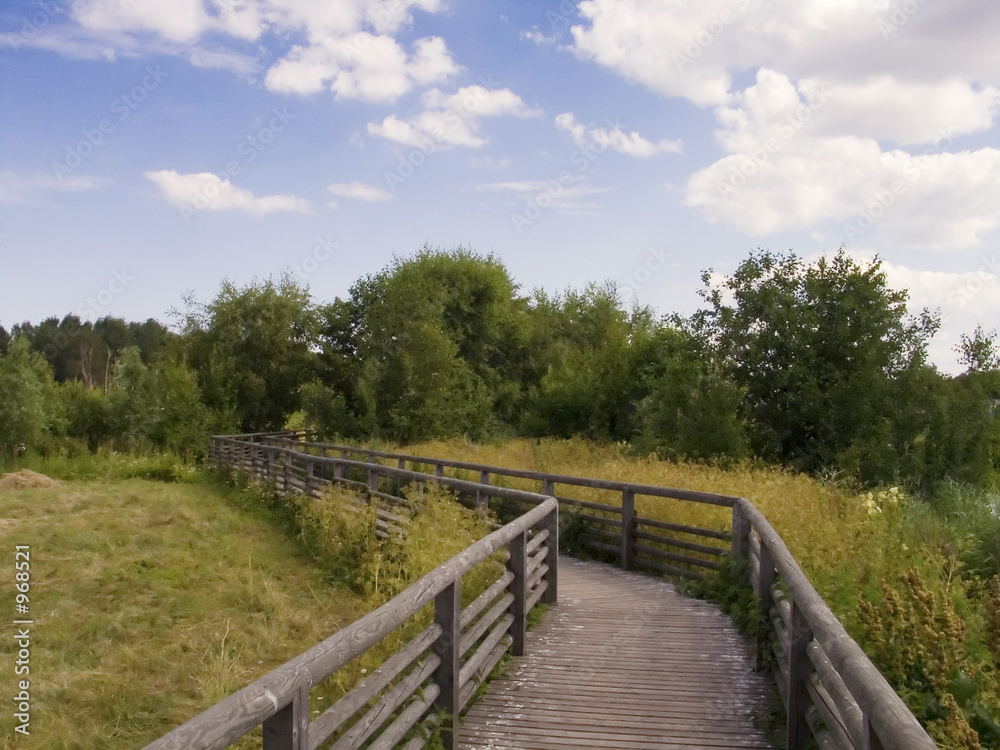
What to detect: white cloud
<box><xmin>838</xmin><ymin>251</ymin><xmax>1000</xmax><ymax>374</ymax></box>
<box><xmin>571</xmin><ymin>0</ymin><xmax>1000</xmax><ymax>112</ymax></box>
<box><xmin>0</xmin><ymin>170</ymin><xmax>111</xmax><ymax>206</ymax></box>
<box><xmin>476</xmin><ymin>179</ymin><xmax>611</xmax><ymax>214</ymax></box>
<box><xmin>555</xmin><ymin>113</ymin><xmax>681</xmax><ymax>157</ymax></box>
<box><xmin>684</xmin><ymin>69</ymin><xmax>1000</xmax><ymax>249</ymax></box>
<box><xmin>264</xmin><ymin>33</ymin><xmax>458</xmax><ymax>102</ymax></box>
<box><xmin>25</xmin><ymin>1</ymin><xmax>455</xmax><ymax>100</ymax></box>
<box><xmin>327</xmin><ymin>181</ymin><xmax>392</xmax><ymax>201</ymax></box>
<box><xmin>144</xmin><ymin>169</ymin><xmax>312</xmax><ymax>215</ymax></box>
<box><xmin>368</xmin><ymin>85</ymin><xmax>542</xmax><ymax>149</ymax></box>
<box><xmin>520</xmin><ymin>28</ymin><xmax>557</xmax><ymax>45</ymax></box>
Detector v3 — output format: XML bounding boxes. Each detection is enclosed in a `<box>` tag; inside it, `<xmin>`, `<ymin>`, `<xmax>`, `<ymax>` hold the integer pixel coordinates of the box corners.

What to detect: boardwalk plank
<box><xmin>459</xmin><ymin>557</ymin><xmax>778</xmax><ymax>750</ymax></box>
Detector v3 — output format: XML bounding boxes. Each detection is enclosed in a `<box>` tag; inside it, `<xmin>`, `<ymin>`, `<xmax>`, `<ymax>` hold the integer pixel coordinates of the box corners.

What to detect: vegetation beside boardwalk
<box><xmin>402</xmin><ymin>437</ymin><xmax>1000</xmax><ymax>749</ymax></box>
<box><xmin>0</xmin><ymin>462</ymin><xmax>497</xmax><ymax>749</ymax></box>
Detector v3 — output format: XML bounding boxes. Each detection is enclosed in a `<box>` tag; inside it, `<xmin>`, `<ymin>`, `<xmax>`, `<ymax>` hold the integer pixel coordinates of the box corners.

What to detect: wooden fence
<box><xmin>148</xmin><ymin>433</ymin><xmax>937</xmax><ymax>750</ymax></box>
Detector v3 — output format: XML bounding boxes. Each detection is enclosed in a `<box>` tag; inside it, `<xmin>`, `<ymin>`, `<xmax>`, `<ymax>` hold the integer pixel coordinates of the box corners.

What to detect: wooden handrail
<box><xmin>196</xmin><ymin>434</ymin><xmax>937</xmax><ymax>750</ymax></box>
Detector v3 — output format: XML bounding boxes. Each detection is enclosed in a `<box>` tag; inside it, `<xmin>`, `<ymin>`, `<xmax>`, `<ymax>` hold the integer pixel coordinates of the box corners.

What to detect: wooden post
<box><xmin>509</xmin><ymin>530</ymin><xmax>528</xmax><ymax>656</ymax></box>
<box><xmin>786</xmin><ymin>600</ymin><xmax>813</xmax><ymax>750</ymax></box>
<box><xmin>367</xmin><ymin>466</ymin><xmax>378</xmax><ymax>500</ymax></box>
<box><xmin>341</xmin><ymin>449</ymin><xmax>349</xmax><ymax>460</ymax></box>
<box><xmin>861</xmin><ymin>713</ymin><xmax>886</xmax><ymax>750</ymax></box>
<box><xmin>476</xmin><ymin>470</ymin><xmax>490</xmax><ymax>510</ymax></box>
<box><xmin>732</xmin><ymin>500</ymin><xmax>751</xmax><ymax>559</ymax></box>
<box><xmin>542</xmin><ymin>477</ymin><xmax>555</xmax><ymax>496</ymax></box>
<box><xmin>305</xmin><ymin>460</ymin><xmax>314</xmax><ymax>497</ymax></box>
<box><xmin>435</xmin><ymin>463</ymin><xmax>445</xmax><ymax>479</ymax></box>
<box><xmin>262</xmin><ymin>683</ymin><xmax>309</xmax><ymax>750</ymax></box>
<box><xmin>434</xmin><ymin>580</ymin><xmax>461</xmax><ymax>750</ymax></box>
<box><xmin>397</xmin><ymin>458</ymin><xmax>406</xmax><ymax>471</ymax></box>
<box><xmin>755</xmin><ymin>540</ymin><xmax>775</xmax><ymax>671</ymax></box>
<box><xmin>282</xmin><ymin>450</ymin><xmax>291</xmax><ymax>494</ymax></box>
<box><xmin>541</xmin><ymin>505</ymin><xmax>559</xmax><ymax>604</ymax></box>
<box><xmin>621</xmin><ymin>488</ymin><xmax>636</xmax><ymax>571</ymax></box>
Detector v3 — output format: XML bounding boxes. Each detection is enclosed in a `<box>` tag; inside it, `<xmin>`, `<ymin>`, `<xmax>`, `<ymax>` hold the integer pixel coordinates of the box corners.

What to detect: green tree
<box><xmin>189</xmin><ymin>276</ymin><xmax>320</xmax><ymax>432</ymax></box>
<box><xmin>348</xmin><ymin>247</ymin><xmax>529</xmax><ymax>442</ymax></box>
<box><xmin>635</xmin><ymin>323</ymin><xmax>746</xmax><ymax>462</ymax></box>
<box><xmin>524</xmin><ymin>284</ymin><xmax>656</xmax><ymax>440</ymax></box>
<box><xmin>693</xmin><ymin>249</ymin><xmax>938</xmax><ymax>475</ymax></box>
<box><xmin>0</xmin><ymin>337</ymin><xmax>62</xmax><ymax>458</ymax></box>
<box><xmin>0</xmin><ymin>324</ymin><xmax>9</xmax><ymax>355</ymax></box>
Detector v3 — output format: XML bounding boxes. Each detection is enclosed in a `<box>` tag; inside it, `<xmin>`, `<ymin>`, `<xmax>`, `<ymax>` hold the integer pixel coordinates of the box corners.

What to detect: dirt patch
<box><xmin>0</xmin><ymin>469</ymin><xmax>61</xmax><ymax>490</ymax></box>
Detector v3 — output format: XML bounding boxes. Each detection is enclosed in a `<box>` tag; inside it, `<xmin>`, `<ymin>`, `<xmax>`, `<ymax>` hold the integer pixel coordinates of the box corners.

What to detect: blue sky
<box><xmin>1</xmin><ymin>0</ymin><xmax>999</xmax><ymax>372</ymax></box>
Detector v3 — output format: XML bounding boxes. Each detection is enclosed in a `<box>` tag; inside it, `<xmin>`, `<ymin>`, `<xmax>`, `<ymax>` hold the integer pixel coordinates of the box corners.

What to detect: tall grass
<box><xmin>403</xmin><ymin>437</ymin><xmax>1000</xmax><ymax>749</ymax></box>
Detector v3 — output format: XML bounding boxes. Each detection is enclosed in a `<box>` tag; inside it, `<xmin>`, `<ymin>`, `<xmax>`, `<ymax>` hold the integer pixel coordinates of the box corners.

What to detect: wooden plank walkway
<box><xmin>460</xmin><ymin>556</ymin><xmax>778</xmax><ymax>749</ymax></box>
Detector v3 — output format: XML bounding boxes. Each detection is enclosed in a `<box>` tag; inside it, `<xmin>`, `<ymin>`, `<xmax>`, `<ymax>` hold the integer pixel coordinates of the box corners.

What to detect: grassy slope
<box><xmin>0</xmin><ymin>477</ymin><xmax>363</xmax><ymax>749</ymax></box>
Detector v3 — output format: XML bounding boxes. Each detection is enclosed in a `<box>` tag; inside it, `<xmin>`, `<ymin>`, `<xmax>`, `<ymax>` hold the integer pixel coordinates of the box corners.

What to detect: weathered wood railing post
<box><xmin>367</xmin><ymin>465</ymin><xmax>378</xmax><ymax>501</ymax></box>
<box><xmin>621</xmin><ymin>488</ymin><xmax>636</xmax><ymax>571</ymax></box>
<box><xmin>262</xmin><ymin>684</ymin><xmax>309</xmax><ymax>750</ymax></box>
<box><xmin>542</xmin><ymin>477</ymin><xmax>555</xmax><ymax>496</ymax></box>
<box><xmin>786</xmin><ymin>600</ymin><xmax>813</xmax><ymax>750</ymax></box>
<box><xmin>755</xmin><ymin>541</ymin><xmax>776</xmax><ymax>671</ymax></box>
<box><xmin>435</xmin><ymin>463</ymin><xmax>445</xmax><ymax>479</ymax></box>
<box><xmin>282</xmin><ymin>449</ymin><xmax>291</xmax><ymax>494</ymax></box>
<box><xmin>333</xmin><ymin>459</ymin><xmax>344</xmax><ymax>486</ymax></box>
<box><xmin>434</xmin><ymin>580</ymin><xmax>461</xmax><ymax>750</ymax></box>
<box><xmin>396</xmin><ymin>458</ymin><xmax>406</xmax><ymax>494</ymax></box>
<box><xmin>862</xmin><ymin>713</ymin><xmax>886</xmax><ymax>750</ymax></box>
<box><xmin>476</xmin><ymin>470</ymin><xmax>490</xmax><ymax>511</ymax></box>
<box><xmin>541</xmin><ymin>504</ymin><xmax>559</xmax><ymax>604</ymax></box>
<box><xmin>304</xmin><ymin>459</ymin><xmax>314</xmax><ymax>497</ymax></box>
<box><xmin>509</xmin><ymin>530</ymin><xmax>528</xmax><ymax>656</ymax></box>
<box><xmin>732</xmin><ymin>500</ymin><xmax>751</xmax><ymax>559</ymax></box>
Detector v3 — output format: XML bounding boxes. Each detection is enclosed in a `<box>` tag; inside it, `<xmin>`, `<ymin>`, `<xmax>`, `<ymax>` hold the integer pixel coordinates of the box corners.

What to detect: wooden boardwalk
<box><xmin>461</xmin><ymin>556</ymin><xmax>777</xmax><ymax>749</ymax></box>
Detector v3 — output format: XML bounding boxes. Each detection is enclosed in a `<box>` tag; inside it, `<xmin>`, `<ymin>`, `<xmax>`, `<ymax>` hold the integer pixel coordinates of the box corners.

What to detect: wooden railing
<box><xmin>259</xmin><ymin>436</ymin><xmax>735</xmax><ymax>581</ymax></box>
<box><xmin>153</xmin><ymin>433</ymin><xmax>936</xmax><ymax>750</ymax></box>
<box><xmin>147</xmin><ymin>436</ymin><xmax>559</xmax><ymax>750</ymax></box>
<box><xmin>241</xmin><ymin>433</ymin><xmax>935</xmax><ymax>750</ymax></box>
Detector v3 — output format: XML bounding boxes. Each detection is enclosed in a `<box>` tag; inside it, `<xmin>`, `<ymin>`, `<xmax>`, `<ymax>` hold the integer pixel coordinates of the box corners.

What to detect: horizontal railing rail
<box><xmin>210</xmin><ymin>432</ymin><xmax>938</xmax><ymax>750</ymax></box>
<box><xmin>148</xmin><ymin>436</ymin><xmax>558</xmax><ymax>750</ymax></box>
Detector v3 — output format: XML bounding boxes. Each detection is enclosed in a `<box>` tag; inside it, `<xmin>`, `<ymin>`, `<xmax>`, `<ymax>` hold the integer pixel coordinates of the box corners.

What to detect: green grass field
<box><xmin>0</xmin><ymin>475</ymin><xmax>365</xmax><ymax>749</ymax></box>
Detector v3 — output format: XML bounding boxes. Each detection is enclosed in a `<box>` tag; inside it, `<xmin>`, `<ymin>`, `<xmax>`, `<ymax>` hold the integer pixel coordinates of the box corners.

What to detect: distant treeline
<box><xmin>1</xmin><ymin>246</ymin><xmax>998</xmax><ymax>492</ymax></box>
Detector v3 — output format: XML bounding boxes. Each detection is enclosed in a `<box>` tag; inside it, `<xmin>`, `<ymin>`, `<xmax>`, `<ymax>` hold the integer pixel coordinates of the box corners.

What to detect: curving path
<box><xmin>460</xmin><ymin>556</ymin><xmax>778</xmax><ymax>749</ymax></box>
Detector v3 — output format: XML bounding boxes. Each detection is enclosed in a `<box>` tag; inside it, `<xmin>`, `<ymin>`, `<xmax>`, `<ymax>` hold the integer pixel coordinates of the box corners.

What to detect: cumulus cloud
<box><xmin>264</xmin><ymin>33</ymin><xmax>458</xmax><ymax>102</ymax></box>
<box><xmin>144</xmin><ymin>169</ymin><xmax>312</xmax><ymax>215</ymax></box>
<box><xmin>368</xmin><ymin>85</ymin><xmax>542</xmax><ymax>149</ymax></box>
<box><xmin>327</xmin><ymin>180</ymin><xmax>392</xmax><ymax>201</ymax></box>
<box><xmin>477</xmin><ymin>179</ymin><xmax>611</xmax><ymax>215</ymax></box>
<box><xmin>555</xmin><ymin>113</ymin><xmax>681</xmax><ymax>157</ymax></box>
<box><xmin>683</xmin><ymin>69</ymin><xmax>1000</xmax><ymax>249</ymax></box>
<box><xmin>31</xmin><ymin>1</ymin><xmax>455</xmax><ymax>101</ymax></box>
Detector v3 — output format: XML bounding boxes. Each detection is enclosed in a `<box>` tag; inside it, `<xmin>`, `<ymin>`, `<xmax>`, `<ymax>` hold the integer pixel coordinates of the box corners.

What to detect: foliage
<box><xmin>0</xmin><ymin>337</ymin><xmax>63</xmax><ymax>458</ymax></box>
<box><xmin>186</xmin><ymin>275</ymin><xmax>320</xmax><ymax>432</ymax></box>
<box><xmin>692</xmin><ymin>249</ymin><xmax>939</xmax><ymax>478</ymax></box>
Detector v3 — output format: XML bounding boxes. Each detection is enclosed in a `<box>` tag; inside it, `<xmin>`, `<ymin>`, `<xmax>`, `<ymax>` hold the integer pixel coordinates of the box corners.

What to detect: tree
<box><xmin>0</xmin><ymin>337</ymin><xmax>62</xmax><ymax>458</ymax></box>
<box><xmin>348</xmin><ymin>247</ymin><xmax>529</xmax><ymax>442</ymax></box>
<box><xmin>635</xmin><ymin>323</ymin><xmax>746</xmax><ymax>462</ymax></box>
<box><xmin>191</xmin><ymin>276</ymin><xmax>320</xmax><ymax>432</ymax></box>
<box><xmin>957</xmin><ymin>325</ymin><xmax>1000</xmax><ymax>373</ymax></box>
<box><xmin>524</xmin><ymin>284</ymin><xmax>657</xmax><ymax>440</ymax></box>
<box><xmin>693</xmin><ymin>249</ymin><xmax>939</xmax><ymax>474</ymax></box>
<box><xmin>0</xmin><ymin>324</ymin><xmax>9</xmax><ymax>356</ymax></box>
